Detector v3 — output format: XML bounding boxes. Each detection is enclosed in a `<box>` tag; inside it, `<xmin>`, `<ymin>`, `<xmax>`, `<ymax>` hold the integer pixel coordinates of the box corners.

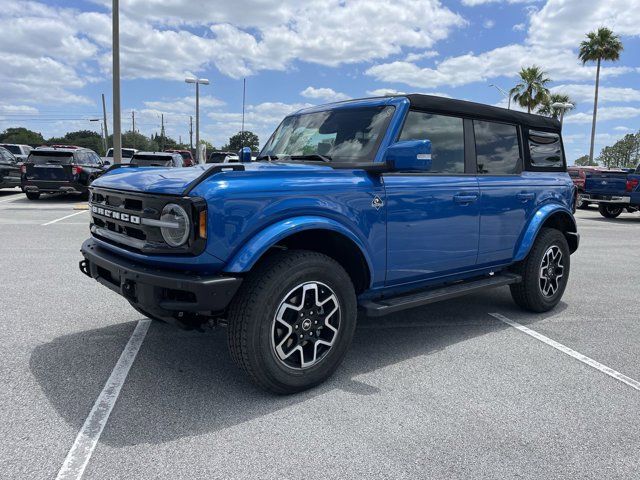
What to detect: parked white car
<box><xmin>0</xmin><ymin>143</ymin><xmax>32</xmax><ymax>163</ymax></box>
<box><xmin>103</xmin><ymin>148</ymin><xmax>138</xmax><ymax>164</ymax></box>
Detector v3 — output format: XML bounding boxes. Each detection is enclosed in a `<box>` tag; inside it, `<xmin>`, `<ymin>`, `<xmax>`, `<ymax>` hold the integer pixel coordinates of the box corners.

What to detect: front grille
<box><xmin>89</xmin><ymin>187</ymin><xmax>206</xmax><ymax>255</ymax></box>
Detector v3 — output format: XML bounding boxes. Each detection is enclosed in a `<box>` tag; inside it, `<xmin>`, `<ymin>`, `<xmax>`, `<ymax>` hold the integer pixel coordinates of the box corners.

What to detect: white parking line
<box><xmin>0</xmin><ymin>194</ymin><xmax>21</xmax><ymax>203</ymax></box>
<box><xmin>42</xmin><ymin>210</ymin><xmax>87</xmax><ymax>226</ymax></box>
<box><xmin>490</xmin><ymin>312</ymin><xmax>640</xmax><ymax>392</ymax></box>
<box><xmin>56</xmin><ymin>319</ymin><xmax>151</xmax><ymax>480</ymax></box>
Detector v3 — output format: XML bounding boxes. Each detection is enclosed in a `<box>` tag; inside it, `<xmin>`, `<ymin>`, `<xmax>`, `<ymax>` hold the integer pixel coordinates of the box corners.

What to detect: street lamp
<box><xmin>551</xmin><ymin>102</ymin><xmax>574</xmax><ymax>126</ymax></box>
<box><xmin>89</xmin><ymin>118</ymin><xmax>106</xmax><ymax>153</ymax></box>
<box><xmin>112</xmin><ymin>0</ymin><xmax>122</xmax><ymax>163</ymax></box>
<box><xmin>185</xmin><ymin>77</ymin><xmax>209</xmax><ymax>163</ymax></box>
<box><xmin>489</xmin><ymin>84</ymin><xmax>511</xmax><ymax>110</ymax></box>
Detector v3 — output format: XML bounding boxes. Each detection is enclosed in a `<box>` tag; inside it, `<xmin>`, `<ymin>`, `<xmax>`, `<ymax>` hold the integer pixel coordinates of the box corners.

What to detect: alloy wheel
<box><xmin>271</xmin><ymin>281</ymin><xmax>341</xmax><ymax>370</ymax></box>
<box><xmin>539</xmin><ymin>245</ymin><xmax>564</xmax><ymax>298</ymax></box>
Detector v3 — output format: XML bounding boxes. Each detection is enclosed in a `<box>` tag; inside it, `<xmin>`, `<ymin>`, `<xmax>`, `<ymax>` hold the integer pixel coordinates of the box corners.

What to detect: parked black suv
<box><xmin>21</xmin><ymin>147</ymin><xmax>107</xmax><ymax>200</ymax></box>
<box><xmin>0</xmin><ymin>147</ymin><xmax>21</xmax><ymax>190</ymax></box>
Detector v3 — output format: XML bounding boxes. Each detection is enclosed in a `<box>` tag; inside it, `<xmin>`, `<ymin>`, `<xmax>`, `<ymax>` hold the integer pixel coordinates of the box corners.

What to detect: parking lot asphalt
<box><xmin>1</xmin><ymin>189</ymin><xmax>638</xmax><ymax>479</ymax></box>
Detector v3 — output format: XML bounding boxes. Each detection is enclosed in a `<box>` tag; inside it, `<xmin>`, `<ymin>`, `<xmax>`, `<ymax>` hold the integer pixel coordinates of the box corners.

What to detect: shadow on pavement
<box><xmin>30</xmin><ymin>288</ymin><xmax>563</xmax><ymax>447</ymax></box>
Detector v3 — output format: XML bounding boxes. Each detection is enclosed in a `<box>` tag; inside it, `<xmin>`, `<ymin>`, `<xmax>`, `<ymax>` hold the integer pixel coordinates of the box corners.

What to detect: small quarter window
<box><xmin>473</xmin><ymin>120</ymin><xmax>520</xmax><ymax>174</ymax></box>
<box><xmin>399</xmin><ymin>111</ymin><xmax>465</xmax><ymax>174</ymax></box>
<box><xmin>528</xmin><ymin>130</ymin><xmax>564</xmax><ymax>168</ymax></box>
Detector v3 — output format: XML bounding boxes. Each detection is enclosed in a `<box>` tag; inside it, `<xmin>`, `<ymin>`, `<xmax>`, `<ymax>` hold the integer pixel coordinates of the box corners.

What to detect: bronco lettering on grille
<box><xmin>91</xmin><ymin>205</ymin><xmax>141</xmax><ymax>224</ymax></box>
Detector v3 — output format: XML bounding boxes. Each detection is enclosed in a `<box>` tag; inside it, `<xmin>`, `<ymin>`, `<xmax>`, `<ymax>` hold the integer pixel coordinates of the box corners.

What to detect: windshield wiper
<box><xmin>289</xmin><ymin>154</ymin><xmax>332</xmax><ymax>163</ymax></box>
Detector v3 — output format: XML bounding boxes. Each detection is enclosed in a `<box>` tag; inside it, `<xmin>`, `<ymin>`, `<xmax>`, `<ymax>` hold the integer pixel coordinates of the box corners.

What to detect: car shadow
<box><xmin>30</xmin><ymin>288</ymin><xmax>564</xmax><ymax>447</ymax></box>
<box><xmin>581</xmin><ymin>215</ymin><xmax>640</xmax><ymax>224</ymax></box>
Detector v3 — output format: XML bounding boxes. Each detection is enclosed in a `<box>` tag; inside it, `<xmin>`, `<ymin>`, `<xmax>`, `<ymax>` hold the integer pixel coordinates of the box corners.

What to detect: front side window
<box><xmin>528</xmin><ymin>130</ymin><xmax>564</xmax><ymax>168</ymax></box>
<box><xmin>261</xmin><ymin>106</ymin><xmax>395</xmax><ymax>163</ymax></box>
<box><xmin>473</xmin><ymin>120</ymin><xmax>520</xmax><ymax>174</ymax></box>
<box><xmin>399</xmin><ymin>111</ymin><xmax>465</xmax><ymax>173</ymax></box>
<box><xmin>1</xmin><ymin>145</ymin><xmax>21</xmax><ymax>155</ymax></box>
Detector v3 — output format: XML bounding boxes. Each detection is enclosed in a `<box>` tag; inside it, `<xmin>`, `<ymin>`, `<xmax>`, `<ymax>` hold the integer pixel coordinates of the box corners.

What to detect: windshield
<box><xmin>0</xmin><ymin>145</ymin><xmax>21</xmax><ymax>154</ymax></box>
<box><xmin>106</xmin><ymin>149</ymin><xmax>135</xmax><ymax>158</ymax></box>
<box><xmin>28</xmin><ymin>152</ymin><xmax>73</xmax><ymax>165</ymax></box>
<box><xmin>131</xmin><ymin>154</ymin><xmax>172</xmax><ymax>167</ymax></box>
<box><xmin>260</xmin><ymin>106</ymin><xmax>395</xmax><ymax>163</ymax></box>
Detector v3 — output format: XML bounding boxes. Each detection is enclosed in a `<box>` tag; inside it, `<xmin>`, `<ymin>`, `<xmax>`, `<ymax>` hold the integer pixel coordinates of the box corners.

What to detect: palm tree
<box><xmin>509</xmin><ymin>66</ymin><xmax>551</xmax><ymax>114</ymax></box>
<box><xmin>579</xmin><ymin>27</ymin><xmax>623</xmax><ymax>163</ymax></box>
<box><xmin>538</xmin><ymin>93</ymin><xmax>576</xmax><ymax>124</ymax></box>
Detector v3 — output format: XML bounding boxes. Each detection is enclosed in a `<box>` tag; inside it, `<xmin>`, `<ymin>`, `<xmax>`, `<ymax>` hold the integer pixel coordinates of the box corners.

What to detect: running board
<box><xmin>360</xmin><ymin>273</ymin><xmax>521</xmax><ymax>317</ymax></box>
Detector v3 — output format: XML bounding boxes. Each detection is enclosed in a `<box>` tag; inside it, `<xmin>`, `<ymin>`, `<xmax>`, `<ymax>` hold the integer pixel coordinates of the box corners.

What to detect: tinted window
<box><xmin>399</xmin><ymin>111</ymin><xmax>465</xmax><ymax>174</ymax></box>
<box><xmin>528</xmin><ymin>130</ymin><xmax>563</xmax><ymax>168</ymax></box>
<box><xmin>29</xmin><ymin>151</ymin><xmax>74</xmax><ymax>165</ymax></box>
<box><xmin>1</xmin><ymin>145</ymin><xmax>21</xmax><ymax>154</ymax></box>
<box><xmin>568</xmin><ymin>170</ymin><xmax>579</xmax><ymax>178</ymax></box>
<box><xmin>473</xmin><ymin>120</ymin><xmax>520</xmax><ymax>174</ymax></box>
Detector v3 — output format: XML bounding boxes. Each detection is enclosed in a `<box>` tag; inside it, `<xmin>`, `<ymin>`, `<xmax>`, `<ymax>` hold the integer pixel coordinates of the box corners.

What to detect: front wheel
<box><xmin>598</xmin><ymin>204</ymin><xmax>623</xmax><ymax>218</ymax></box>
<box><xmin>227</xmin><ymin>250</ymin><xmax>357</xmax><ymax>394</ymax></box>
<box><xmin>25</xmin><ymin>191</ymin><xmax>40</xmax><ymax>200</ymax></box>
<box><xmin>576</xmin><ymin>193</ymin><xmax>589</xmax><ymax>209</ymax></box>
<box><xmin>510</xmin><ymin>228</ymin><xmax>570</xmax><ymax>313</ymax></box>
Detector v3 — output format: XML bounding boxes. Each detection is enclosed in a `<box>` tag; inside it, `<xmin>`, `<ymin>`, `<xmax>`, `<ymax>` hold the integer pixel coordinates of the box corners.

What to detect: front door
<box><xmin>384</xmin><ymin>111</ymin><xmax>480</xmax><ymax>286</ymax></box>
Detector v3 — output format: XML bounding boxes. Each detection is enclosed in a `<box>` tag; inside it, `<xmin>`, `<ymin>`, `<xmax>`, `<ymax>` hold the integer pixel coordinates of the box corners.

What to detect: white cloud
<box><xmin>404</xmin><ymin>50</ymin><xmax>439</xmax><ymax>62</ymax></box>
<box><xmin>613</xmin><ymin>126</ymin><xmax>633</xmax><ymax>132</ymax></box>
<box><xmin>462</xmin><ymin>0</ymin><xmax>539</xmax><ymax>5</ymax></box>
<box><xmin>300</xmin><ymin>87</ymin><xmax>350</xmax><ymax>102</ymax></box>
<box><xmin>367</xmin><ymin>0</ymin><xmax>640</xmax><ymax>90</ymax></box>
<box><xmin>483</xmin><ymin>19</ymin><xmax>495</xmax><ymax>29</ymax></box>
<box><xmin>564</xmin><ymin>106</ymin><xmax>640</xmax><ymax>124</ymax></box>
<box><xmin>204</xmin><ymin>101</ymin><xmax>313</xmax><ymax>148</ymax></box>
<box><xmin>551</xmin><ymin>84</ymin><xmax>640</xmax><ymax>104</ymax></box>
<box><xmin>529</xmin><ymin>0</ymin><xmax>640</xmax><ymax>49</ymax></box>
<box><xmin>143</xmin><ymin>96</ymin><xmax>225</xmax><ymax>113</ymax></box>
<box><xmin>512</xmin><ymin>23</ymin><xmax>526</xmax><ymax>32</ymax></box>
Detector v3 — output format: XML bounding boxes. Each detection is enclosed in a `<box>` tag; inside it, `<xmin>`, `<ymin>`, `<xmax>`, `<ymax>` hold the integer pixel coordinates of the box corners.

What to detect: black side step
<box><xmin>360</xmin><ymin>273</ymin><xmax>521</xmax><ymax>317</ymax></box>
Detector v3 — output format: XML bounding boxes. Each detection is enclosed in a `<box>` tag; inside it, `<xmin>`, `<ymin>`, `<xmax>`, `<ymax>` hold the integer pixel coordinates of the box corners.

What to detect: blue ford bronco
<box><xmin>79</xmin><ymin>94</ymin><xmax>579</xmax><ymax>393</ymax></box>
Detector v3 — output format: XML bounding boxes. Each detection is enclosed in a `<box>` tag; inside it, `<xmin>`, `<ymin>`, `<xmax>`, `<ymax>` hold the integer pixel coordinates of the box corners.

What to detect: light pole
<box><xmin>551</xmin><ymin>102</ymin><xmax>574</xmax><ymax>127</ymax></box>
<box><xmin>89</xmin><ymin>118</ymin><xmax>106</xmax><ymax>153</ymax></box>
<box><xmin>185</xmin><ymin>77</ymin><xmax>209</xmax><ymax>163</ymax></box>
<box><xmin>489</xmin><ymin>84</ymin><xmax>511</xmax><ymax>110</ymax></box>
<box><xmin>112</xmin><ymin>0</ymin><xmax>122</xmax><ymax>164</ymax></box>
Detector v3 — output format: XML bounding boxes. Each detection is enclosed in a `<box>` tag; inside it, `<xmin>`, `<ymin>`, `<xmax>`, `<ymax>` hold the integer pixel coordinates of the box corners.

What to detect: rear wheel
<box><xmin>576</xmin><ymin>192</ymin><xmax>589</xmax><ymax>209</ymax></box>
<box><xmin>510</xmin><ymin>228</ymin><xmax>570</xmax><ymax>313</ymax></box>
<box><xmin>227</xmin><ymin>250</ymin><xmax>357</xmax><ymax>394</ymax></box>
<box><xmin>598</xmin><ymin>204</ymin><xmax>623</xmax><ymax>218</ymax></box>
<box><xmin>25</xmin><ymin>192</ymin><xmax>40</xmax><ymax>200</ymax></box>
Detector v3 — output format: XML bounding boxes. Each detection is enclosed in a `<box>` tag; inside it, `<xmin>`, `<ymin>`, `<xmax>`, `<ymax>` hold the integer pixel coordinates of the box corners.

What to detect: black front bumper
<box><xmin>80</xmin><ymin>239</ymin><xmax>242</xmax><ymax>322</ymax></box>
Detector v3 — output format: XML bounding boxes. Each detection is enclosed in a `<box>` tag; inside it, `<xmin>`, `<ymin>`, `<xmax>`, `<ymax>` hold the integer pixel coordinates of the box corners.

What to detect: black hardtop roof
<box><xmin>404</xmin><ymin>94</ymin><xmax>561</xmax><ymax>131</ymax></box>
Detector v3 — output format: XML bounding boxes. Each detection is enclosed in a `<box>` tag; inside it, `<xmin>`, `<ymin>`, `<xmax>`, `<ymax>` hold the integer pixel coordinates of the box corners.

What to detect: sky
<box><xmin>0</xmin><ymin>0</ymin><xmax>639</xmax><ymax>162</ymax></box>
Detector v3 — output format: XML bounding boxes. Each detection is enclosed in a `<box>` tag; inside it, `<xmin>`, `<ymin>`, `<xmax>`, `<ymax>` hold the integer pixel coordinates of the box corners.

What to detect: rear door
<box><xmin>384</xmin><ymin>111</ymin><xmax>480</xmax><ymax>286</ymax></box>
<box><xmin>474</xmin><ymin>120</ymin><xmax>535</xmax><ymax>265</ymax></box>
<box><xmin>25</xmin><ymin>151</ymin><xmax>75</xmax><ymax>183</ymax></box>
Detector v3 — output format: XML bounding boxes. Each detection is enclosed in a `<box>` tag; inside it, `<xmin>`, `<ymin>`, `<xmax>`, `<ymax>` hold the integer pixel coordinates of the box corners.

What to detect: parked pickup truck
<box><xmin>583</xmin><ymin>164</ymin><xmax>640</xmax><ymax>218</ymax></box>
<box><xmin>79</xmin><ymin>94</ymin><xmax>579</xmax><ymax>393</ymax></box>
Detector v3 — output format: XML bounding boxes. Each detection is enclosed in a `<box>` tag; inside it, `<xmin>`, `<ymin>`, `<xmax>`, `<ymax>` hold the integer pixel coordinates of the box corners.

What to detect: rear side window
<box><xmin>528</xmin><ymin>130</ymin><xmax>564</xmax><ymax>168</ymax></box>
<box><xmin>473</xmin><ymin>120</ymin><xmax>520</xmax><ymax>174</ymax></box>
<box><xmin>399</xmin><ymin>111</ymin><xmax>465</xmax><ymax>174</ymax></box>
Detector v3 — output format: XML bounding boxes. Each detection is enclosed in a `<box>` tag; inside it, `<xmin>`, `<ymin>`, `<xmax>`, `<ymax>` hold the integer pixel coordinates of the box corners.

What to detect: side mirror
<box><xmin>384</xmin><ymin>139</ymin><xmax>432</xmax><ymax>172</ymax></box>
<box><xmin>238</xmin><ymin>147</ymin><xmax>252</xmax><ymax>163</ymax></box>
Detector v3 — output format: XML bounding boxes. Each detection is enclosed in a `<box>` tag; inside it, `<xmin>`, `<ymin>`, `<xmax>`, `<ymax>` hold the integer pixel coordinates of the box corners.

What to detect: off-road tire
<box><xmin>227</xmin><ymin>250</ymin><xmax>357</xmax><ymax>394</ymax></box>
<box><xmin>598</xmin><ymin>204</ymin><xmax>623</xmax><ymax>218</ymax></box>
<box><xmin>25</xmin><ymin>192</ymin><xmax>40</xmax><ymax>200</ymax></box>
<box><xmin>510</xmin><ymin>228</ymin><xmax>570</xmax><ymax>313</ymax></box>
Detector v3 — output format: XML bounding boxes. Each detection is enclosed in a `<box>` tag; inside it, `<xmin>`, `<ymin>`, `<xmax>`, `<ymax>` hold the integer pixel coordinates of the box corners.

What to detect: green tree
<box><xmin>120</xmin><ymin>130</ymin><xmax>151</xmax><ymax>151</ymax></box>
<box><xmin>47</xmin><ymin>130</ymin><xmax>103</xmax><ymax>154</ymax></box>
<box><xmin>579</xmin><ymin>27</ymin><xmax>624</xmax><ymax>163</ymax></box>
<box><xmin>509</xmin><ymin>66</ymin><xmax>551</xmax><ymax>114</ymax></box>
<box><xmin>597</xmin><ymin>132</ymin><xmax>640</xmax><ymax>169</ymax></box>
<box><xmin>226</xmin><ymin>131</ymin><xmax>259</xmax><ymax>151</ymax></box>
<box><xmin>0</xmin><ymin>127</ymin><xmax>45</xmax><ymax>145</ymax></box>
<box><xmin>574</xmin><ymin>154</ymin><xmax>597</xmax><ymax>166</ymax></box>
<box><xmin>537</xmin><ymin>93</ymin><xmax>576</xmax><ymax>120</ymax></box>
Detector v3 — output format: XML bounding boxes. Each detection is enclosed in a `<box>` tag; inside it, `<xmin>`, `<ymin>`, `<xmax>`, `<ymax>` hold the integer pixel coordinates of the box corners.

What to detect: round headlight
<box><xmin>160</xmin><ymin>203</ymin><xmax>190</xmax><ymax>247</ymax></box>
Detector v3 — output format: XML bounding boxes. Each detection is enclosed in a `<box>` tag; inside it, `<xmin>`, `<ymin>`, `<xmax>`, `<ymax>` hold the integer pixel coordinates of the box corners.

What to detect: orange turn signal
<box><xmin>199</xmin><ymin>210</ymin><xmax>207</xmax><ymax>239</ymax></box>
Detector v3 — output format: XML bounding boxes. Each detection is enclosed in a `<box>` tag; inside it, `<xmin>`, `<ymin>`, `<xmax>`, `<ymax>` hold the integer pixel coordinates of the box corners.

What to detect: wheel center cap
<box><xmin>302</xmin><ymin>319</ymin><xmax>312</xmax><ymax>331</ymax></box>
